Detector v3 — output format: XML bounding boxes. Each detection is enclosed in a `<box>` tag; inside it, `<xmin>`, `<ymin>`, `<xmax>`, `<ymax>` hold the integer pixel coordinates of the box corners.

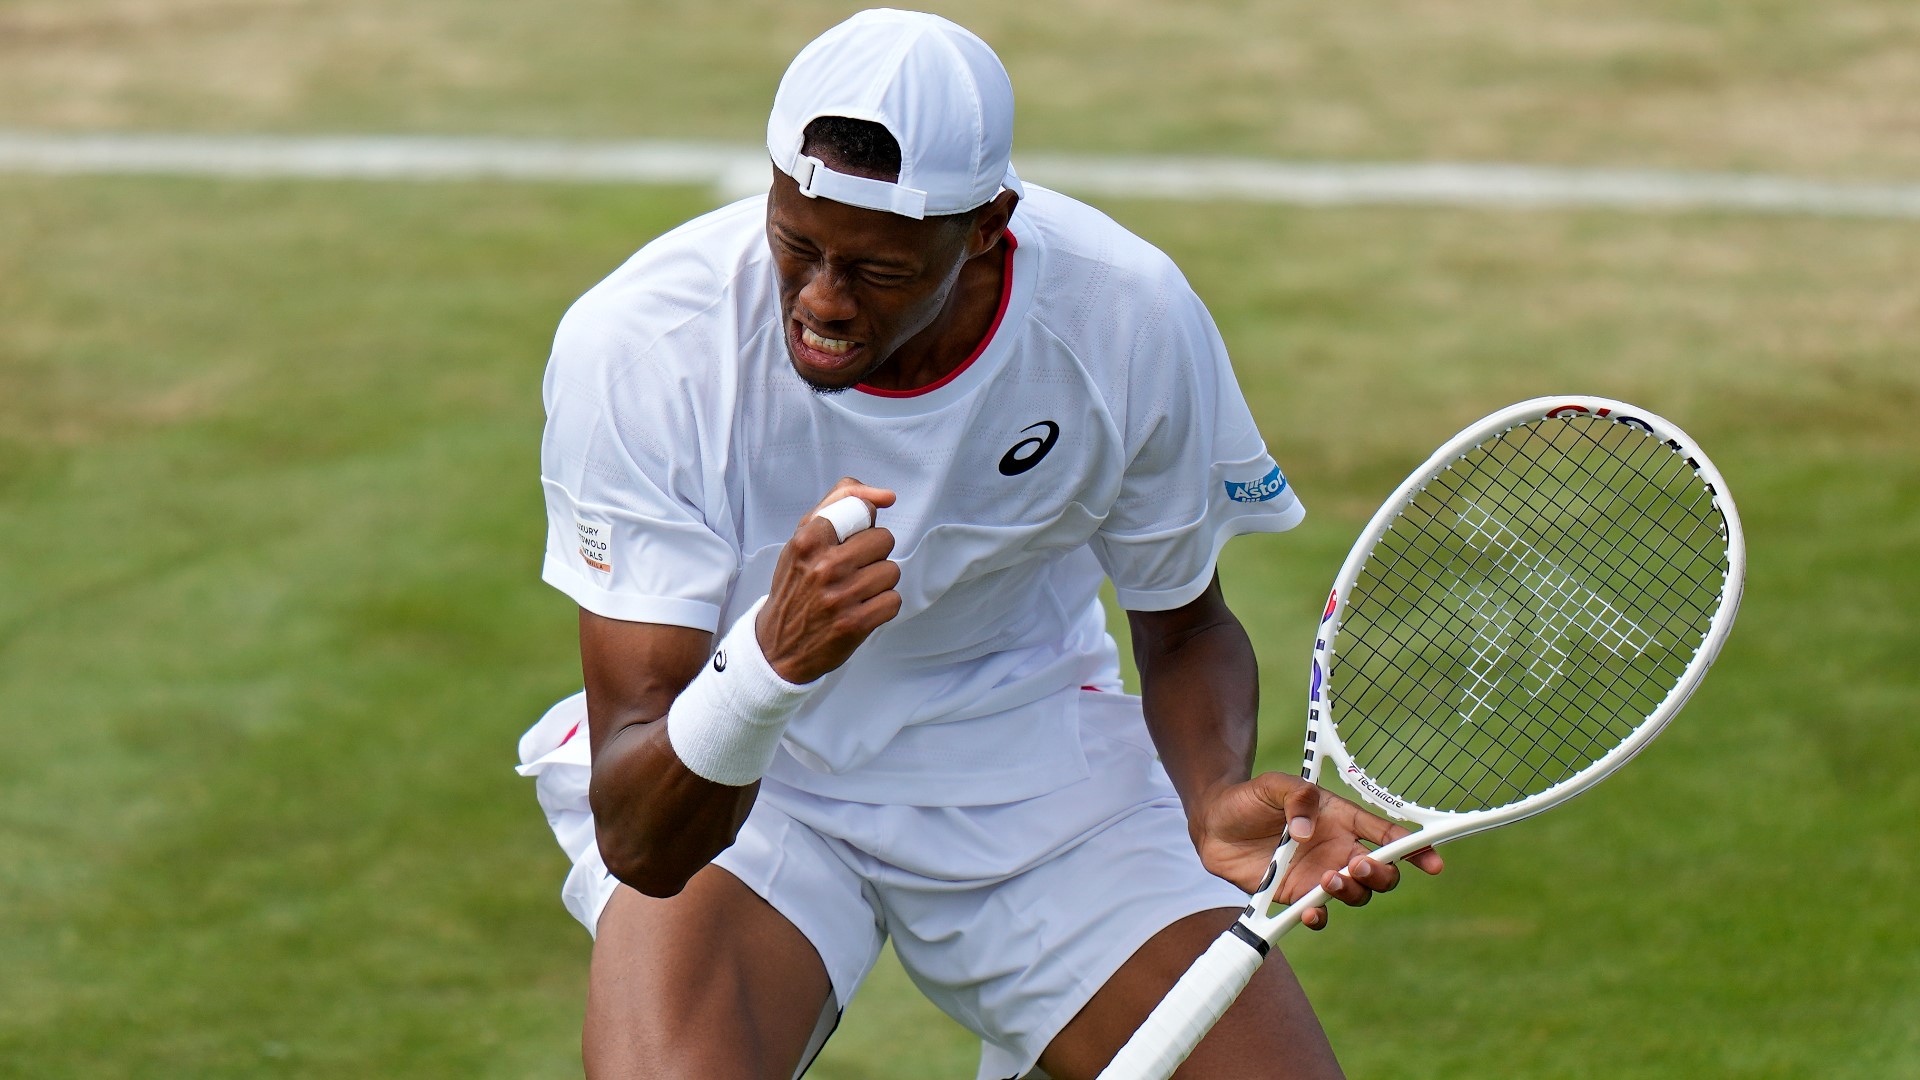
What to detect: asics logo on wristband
<box><xmin>713</xmin><ymin>650</ymin><xmax>728</xmax><ymax>673</ymax></box>
<box><xmin>998</xmin><ymin>421</ymin><xmax>1060</xmax><ymax>476</ymax></box>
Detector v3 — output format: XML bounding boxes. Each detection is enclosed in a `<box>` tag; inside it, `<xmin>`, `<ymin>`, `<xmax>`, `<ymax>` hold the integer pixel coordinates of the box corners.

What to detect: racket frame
<box><xmin>1303</xmin><ymin>395</ymin><xmax>1744</xmax><ymax>836</ymax></box>
<box><xmin>1097</xmin><ymin>395</ymin><xmax>1745</xmax><ymax>1080</ymax></box>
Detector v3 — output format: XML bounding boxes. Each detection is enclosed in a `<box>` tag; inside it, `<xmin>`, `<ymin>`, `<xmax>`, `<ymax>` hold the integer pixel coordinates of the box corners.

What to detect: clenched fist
<box><xmin>755</xmin><ymin>479</ymin><xmax>903</xmax><ymax>684</ymax></box>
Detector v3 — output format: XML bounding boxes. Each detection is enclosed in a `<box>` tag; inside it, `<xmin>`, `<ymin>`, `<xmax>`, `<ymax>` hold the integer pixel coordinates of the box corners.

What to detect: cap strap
<box><xmin>791</xmin><ymin>154</ymin><xmax>929</xmax><ymax>219</ymax></box>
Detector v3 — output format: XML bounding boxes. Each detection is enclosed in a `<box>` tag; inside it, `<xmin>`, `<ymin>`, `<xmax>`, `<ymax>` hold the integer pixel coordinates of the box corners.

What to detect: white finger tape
<box><xmin>816</xmin><ymin>495</ymin><xmax>872</xmax><ymax>543</ymax></box>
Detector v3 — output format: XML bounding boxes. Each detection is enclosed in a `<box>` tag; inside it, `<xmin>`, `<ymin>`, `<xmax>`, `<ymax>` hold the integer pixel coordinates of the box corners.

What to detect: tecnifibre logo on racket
<box><xmin>1225</xmin><ymin>464</ymin><xmax>1288</xmax><ymax>502</ymax></box>
<box><xmin>1344</xmin><ymin>764</ymin><xmax>1407</xmax><ymax>812</ymax></box>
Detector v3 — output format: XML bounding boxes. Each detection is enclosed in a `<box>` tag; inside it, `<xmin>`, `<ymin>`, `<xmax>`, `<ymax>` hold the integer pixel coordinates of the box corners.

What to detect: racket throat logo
<box><xmin>1344</xmin><ymin>764</ymin><xmax>1406</xmax><ymax>812</ymax></box>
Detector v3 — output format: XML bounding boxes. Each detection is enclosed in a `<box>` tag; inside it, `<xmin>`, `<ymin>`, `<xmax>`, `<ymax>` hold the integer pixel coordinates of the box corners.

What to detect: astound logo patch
<box><xmin>1224</xmin><ymin>464</ymin><xmax>1288</xmax><ymax>503</ymax></box>
<box><xmin>998</xmin><ymin>421</ymin><xmax>1060</xmax><ymax>476</ymax></box>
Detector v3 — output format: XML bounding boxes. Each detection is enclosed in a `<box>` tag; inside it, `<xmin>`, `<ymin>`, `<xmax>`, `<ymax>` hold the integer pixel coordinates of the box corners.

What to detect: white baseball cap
<box><xmin>767</xmin><ymin>8</ymin><xmax>1023</xmax><ymax>219</ymax></box>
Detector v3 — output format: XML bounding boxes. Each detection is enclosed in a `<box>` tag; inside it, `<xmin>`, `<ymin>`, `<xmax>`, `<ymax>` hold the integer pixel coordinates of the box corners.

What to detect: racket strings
<box><xmin>1554</xmin><ymin>420</ymin><xmax>1726</xmax><ymax>622</ymax></box>
<box><xmin>1329</xmin><ymin>415</ymin><xmax>1730</xmax><ymax>813</ymax></box>
<box><xmin>1465</xmin><ymin>420</ymin><xmax>1722</xmax><ymax>632</ymax></box>
<box><xmin>1350</xmin><ymin>532</ymin><xmax>1654</xmax><ymax>808</ymax></box>
<box><xmin>1348</xmin><ymin>453</ymin><xmax>1684</xmax><ymax>797</ymax></box>
<box><xmin>1348</xmin><ymin>580</ymin><xmax>1636</xmax><ymax>807</ymax></box>
<box><xmin>1437</xmin><ymin>425</ymin><xmax>1716</xmax><ymax>718</ymax></box>
<box><xmin>1355</xmin><ymin>431</ymin><xmax>1708</xmax><ymax>806</ymax></box>
<box><xmin>1349</xmin><ymin>423</ymin><xmax>1720</xmax><ymax>805</ymax></box>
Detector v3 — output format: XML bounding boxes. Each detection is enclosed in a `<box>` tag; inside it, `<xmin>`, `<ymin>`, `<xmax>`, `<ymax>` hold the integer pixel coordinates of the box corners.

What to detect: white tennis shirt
<box><xmin>539</xmin><ymin>185</ymin><xmax>1304</xmax><ymax>806</ymax></box>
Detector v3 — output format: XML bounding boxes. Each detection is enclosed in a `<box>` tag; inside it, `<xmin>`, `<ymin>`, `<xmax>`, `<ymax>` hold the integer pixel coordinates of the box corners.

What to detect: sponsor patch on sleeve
<box><xmin>575</xmin><ymin>514</ymin><xmax>613</xmax><ymax>573</ymax></box>
<box><xmin>1224</xmin><ymin>464</ymin><xmax>1289</xmax><ymax>503</ymax></box>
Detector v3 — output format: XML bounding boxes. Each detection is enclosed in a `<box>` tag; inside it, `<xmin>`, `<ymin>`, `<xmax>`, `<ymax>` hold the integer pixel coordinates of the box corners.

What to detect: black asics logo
<box><xmin>998</xmin><ymin>421</ymin><xmax>1060</xmax><ymax>476</ymax></box>
<box><xmin>713</xmin><ymin>650</ymin><xmax>728</xmax><ymax>673</ymax></box>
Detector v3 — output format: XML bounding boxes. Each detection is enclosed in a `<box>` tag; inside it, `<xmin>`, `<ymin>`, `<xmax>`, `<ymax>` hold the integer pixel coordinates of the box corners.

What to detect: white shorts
<box><xmin>517</xmin><ymin>690</ymin><xmax>1245</xmax><ymax>1080</ymax></box>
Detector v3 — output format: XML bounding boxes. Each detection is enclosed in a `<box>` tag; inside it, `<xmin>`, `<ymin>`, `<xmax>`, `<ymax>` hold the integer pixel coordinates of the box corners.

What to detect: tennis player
<box><xmin>518</xmin><ymin>10</ymin><xmax>1442</xmax><ymax>1078</ymax></box>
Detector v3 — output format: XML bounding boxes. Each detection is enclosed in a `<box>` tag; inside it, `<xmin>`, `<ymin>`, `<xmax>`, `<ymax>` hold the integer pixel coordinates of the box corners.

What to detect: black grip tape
<box><xmin>1228</xmin><ymin>921</ymin><xmax>1271</xmax><ymax>957</ymax></box>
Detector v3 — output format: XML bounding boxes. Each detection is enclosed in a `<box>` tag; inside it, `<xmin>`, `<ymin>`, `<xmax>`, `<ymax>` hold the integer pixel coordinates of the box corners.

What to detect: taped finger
<box><xmin>815</xmin><ymin>495</ymin><xmax>873</xmax><ymax>543</ymax></box>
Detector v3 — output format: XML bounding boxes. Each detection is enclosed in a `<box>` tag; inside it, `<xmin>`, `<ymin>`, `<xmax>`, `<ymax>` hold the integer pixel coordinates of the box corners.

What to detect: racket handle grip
<box><xmin>1096</xmin><ymin>926</ymin><xmax>1268</xmax><ymax>1080</ymax></box>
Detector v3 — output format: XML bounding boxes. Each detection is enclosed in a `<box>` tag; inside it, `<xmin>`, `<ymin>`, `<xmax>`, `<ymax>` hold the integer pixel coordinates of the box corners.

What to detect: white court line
<box><xmin>4</xmin><ymin>131</ymin><xmax>1920</xmax><ymax>219</ymax></box>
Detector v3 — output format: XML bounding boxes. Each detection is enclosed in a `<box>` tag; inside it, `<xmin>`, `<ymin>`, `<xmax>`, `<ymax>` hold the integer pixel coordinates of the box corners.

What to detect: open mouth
<box><xmin>789</xmin><ymin>321</ymin><xmax>866</xmax><ymax>376</ymax></box>
<box><xmin>802</xmin><ymin>325</ymin><xmax>856</xmax><ymax>356</ymax></box>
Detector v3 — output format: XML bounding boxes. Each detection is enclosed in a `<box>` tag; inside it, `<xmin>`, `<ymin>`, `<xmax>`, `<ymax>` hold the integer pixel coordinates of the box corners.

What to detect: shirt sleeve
<box><xmin>1089</xmin><ymin>271</ymin><xmax>1304</xmax><ymax>612</ymax></box>
<box><xmin>537</xmin><ymin>300</ymin><xmax>738</xmax><ymax>632</ymax></box>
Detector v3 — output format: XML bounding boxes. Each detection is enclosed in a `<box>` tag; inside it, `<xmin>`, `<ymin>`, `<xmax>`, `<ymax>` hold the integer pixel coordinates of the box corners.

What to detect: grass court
<box><xmin>2</xmin><ymin>1</ymin><xmax>1915</xmax><ymax>1076</ymax></box>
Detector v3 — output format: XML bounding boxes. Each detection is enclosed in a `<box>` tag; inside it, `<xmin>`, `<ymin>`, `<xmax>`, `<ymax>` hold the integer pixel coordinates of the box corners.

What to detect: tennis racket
<box><xmin>1099</xmin><ymin>395</ymin><xmax>1745</xmax><ymax>1079</ymax></box>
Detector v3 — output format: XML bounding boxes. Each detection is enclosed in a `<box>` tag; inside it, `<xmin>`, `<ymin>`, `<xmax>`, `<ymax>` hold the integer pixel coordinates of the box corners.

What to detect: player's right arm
<box><xmin>580</xmin><ymin>481</ymin><xmax>901</xmax><ymax>898</ymax></box>
<box><xmin>579</xmin><ymin>614</ymin><xmax>737</xmax><ymax>899</ymax></box>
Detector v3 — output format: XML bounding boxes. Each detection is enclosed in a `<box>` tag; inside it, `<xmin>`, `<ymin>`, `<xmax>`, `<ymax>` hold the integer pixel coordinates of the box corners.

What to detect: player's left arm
<box><xmin>1128</xmin><ymin>575</ymin><xmax>1443</xmax><ymax>927</ymax></box>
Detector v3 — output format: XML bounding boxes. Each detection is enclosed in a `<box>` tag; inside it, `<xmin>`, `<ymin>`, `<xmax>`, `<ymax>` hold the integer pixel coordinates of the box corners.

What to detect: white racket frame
<box><xmin>1099</xmin><ymin>395</ymin><xmax>1746</xmax><ymax>1080</ymax></box>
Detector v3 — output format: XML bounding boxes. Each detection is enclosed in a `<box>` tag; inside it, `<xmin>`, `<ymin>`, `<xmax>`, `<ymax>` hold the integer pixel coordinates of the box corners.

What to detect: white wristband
<box><xmin>666</xmin><ymin>597</ymin><xmax>818</xmax><ymax>786</ymax></box>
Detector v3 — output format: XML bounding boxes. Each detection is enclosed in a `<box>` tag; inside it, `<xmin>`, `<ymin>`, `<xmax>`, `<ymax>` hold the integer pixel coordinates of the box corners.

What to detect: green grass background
<box><xmin>2</xmin><ymin>1</ymin><xmax>1917</xmax><ymax>1077</ymax></box>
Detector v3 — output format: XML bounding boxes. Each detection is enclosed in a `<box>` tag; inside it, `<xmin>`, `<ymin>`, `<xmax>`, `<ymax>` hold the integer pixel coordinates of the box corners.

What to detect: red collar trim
<box><xmin>856</xmin><ymin>232</ymin><xmax>1019</xmax><ymax>399</ymax></box>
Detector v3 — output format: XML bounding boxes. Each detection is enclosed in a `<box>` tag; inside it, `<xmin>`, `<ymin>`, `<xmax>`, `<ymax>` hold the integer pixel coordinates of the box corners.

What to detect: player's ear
<box><xmin>965</xmin><ymin>189</ymin><xmax>1020</xmax><ymax>258</ymax></box>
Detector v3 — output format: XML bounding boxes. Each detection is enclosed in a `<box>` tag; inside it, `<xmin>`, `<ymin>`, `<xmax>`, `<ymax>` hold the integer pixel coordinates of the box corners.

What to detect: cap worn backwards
<box><xmin>767</xmin><ymin>8</ymin><xmax>1023</xmax><ymax>220</ymax></box>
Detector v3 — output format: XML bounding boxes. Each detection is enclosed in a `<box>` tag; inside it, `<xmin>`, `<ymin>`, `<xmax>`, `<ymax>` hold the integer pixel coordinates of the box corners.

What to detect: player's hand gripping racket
<box><xmin>1099</xmin><ymin>396</ymin><xmax>1745</xmax><ymax>1079</ymax></box>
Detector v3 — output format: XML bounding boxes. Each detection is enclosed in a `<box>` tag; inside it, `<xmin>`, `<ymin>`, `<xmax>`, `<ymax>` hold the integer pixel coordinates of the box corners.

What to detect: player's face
<box><xmin>765</xmin><ymin>167</ymin><xmax>974</xmax><ymax>392</ymax></box>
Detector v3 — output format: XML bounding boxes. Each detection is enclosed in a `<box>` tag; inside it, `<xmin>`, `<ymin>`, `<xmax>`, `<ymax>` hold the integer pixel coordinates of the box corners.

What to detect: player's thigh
<box><xmin>585</xmin><ymin>866</ymin><xmax>833</xmax><ymax>1080</ymax></box>
<box><xmin>1037</xmin><ymin>906</ymin><xmax>1343</xmax><ymax>1080</ymax></box>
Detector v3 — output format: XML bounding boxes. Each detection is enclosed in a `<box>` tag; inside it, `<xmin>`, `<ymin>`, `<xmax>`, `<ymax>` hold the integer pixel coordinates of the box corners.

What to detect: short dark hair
<box><xmin>798</xmin><ymin>115</ymin><xmax>983</xmax><ymax>231</ymax></box>
<box><xmin>801</xmin><ymin>116</ymin><xmax>902</xmax><ymax>180</ymax></box>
